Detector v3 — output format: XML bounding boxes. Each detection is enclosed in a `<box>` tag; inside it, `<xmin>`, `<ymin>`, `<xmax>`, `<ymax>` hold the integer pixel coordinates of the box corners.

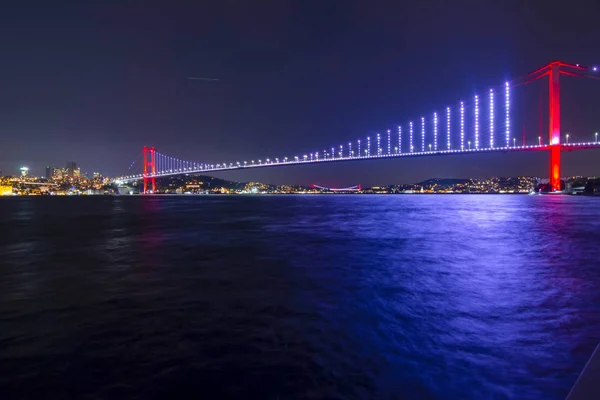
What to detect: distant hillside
<box><xmin>150</xmin><ymin>174</ymin><xmax>249</xmax><ymax>190</ymax></box>
<box><xmin>416</xmin><ymin>178</ymin><xmax>470</xmax><ymax>187</ymax></box>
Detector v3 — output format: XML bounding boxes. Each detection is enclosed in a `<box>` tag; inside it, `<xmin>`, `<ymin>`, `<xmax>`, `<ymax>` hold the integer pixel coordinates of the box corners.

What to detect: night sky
<box><xmin>1</xmin><ymin>0</ymin><xmax>599</xmax><ymax>186</ymax></box>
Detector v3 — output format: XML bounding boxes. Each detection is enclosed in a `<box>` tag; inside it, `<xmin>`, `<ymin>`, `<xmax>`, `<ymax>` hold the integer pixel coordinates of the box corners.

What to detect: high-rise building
<box><xmin>45</xmin><ymin>166</ymin><xmax>55</xmax><ymax>180</ymax></box>
<box><xmin>53</xmin><ymin>168</ymin><xmax>67</xmax><ymax>180</ymax></box>
<box><xmin>66</xmin><ymin>161</ymin><xmax>77</xmax><ymax>177</ymax></box>
<box><xmin>20</xmin><ymin>167</ymin><xmax>29</xmax><ymax>177</ymax></box>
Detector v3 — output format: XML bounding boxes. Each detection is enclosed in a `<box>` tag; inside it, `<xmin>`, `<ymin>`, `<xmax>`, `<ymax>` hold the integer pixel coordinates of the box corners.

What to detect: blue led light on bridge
<box><xmin>409</xmin><ymin>122</ymin><xmax>414</xmax><ymax>153</ymax></box>
<box><xmin>474</xmin><ymin>95</ymin><xmax>480</xmax><ymax>149</ymax></box>
<box><xmin>490</xmin><ymin>89</ymin><xmax>495</xmax><ymax>149</ymax></box>
<box><xmin>421</xmin><ymin>117</ymin><xmax>425</xmax><ymax>153</ymax></box>
<box><xmin>460</xmin><ymin>102</ymin><xmax>465</xmax><ymax>150</ymax></box>
<box><xmin>398</xmin><ymin>126</ymin><xmax>402</xmax><ymax>154</ymax></box>
<box><xmin>447</xmin><ymin>107</ymin><xmax>451</xmax><ymax>150</ymax></box>
<box><xmin>433</xmin><ymin>112</ymin><xmax>438</xmax><ymax>151</ymax></box>
<box><xmin>116</xmin><ymin>62</ymin><xmax>600</xmax><ymax>193</ymax></box>
<box><xmin>505</xmin><ymin>82</ymin><xmax>510</xmax><ymax>148</ymax></box>
<box><xmin>387</xmin><ymin>130</ymin><xmax>391</xmax><ymax>155</ymax></box>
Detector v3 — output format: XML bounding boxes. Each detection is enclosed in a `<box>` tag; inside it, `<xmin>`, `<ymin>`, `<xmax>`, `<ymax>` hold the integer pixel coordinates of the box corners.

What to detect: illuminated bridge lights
<box><xmin>460</xmin><ymin>102</ymin><xmax>465</xmax><ymax>150</ymax></box>
<box><xmin>474</xmin><ymin>94</ymin><xmax>480</xmax><ymax>149</ymax></box>
<box><xmin>117</xmin><ymin>141</ymin><xmax>600</xmax><ymax>182</ymax></box>
<box><xmin>433</xmin><ymin>112</ymin><xmax>438</xmax><ymax>151</ymax></box>
<box><xmin>385</xmin><ymin>130</ymin><xmax>389</xmax><ymax>155</ymax></box>
<box><xmin>409</xmin><ymin>121</ymin><xmax>414</xmax><ymax>153</ymax></box>
<box><xmin>505</xmin><ymin>81</ymin><xmax>510</xmax><ymax>148</ymax></box>
<box><xmin>121</xmin><ymin>62</ymin><xmax>600</xmax><ymax>187</ymax></box>
<box><xmin>489</xmin><ymin>89</ymin><xmax>494</xmax><ymax>149</ymax></box>
<box><xmin>421</xmin><ymin>117</ymin><xmax>425</xmax><ymax>153</ymax></box>
<box><xmin>398</xmin><ymin>126</ymin><xmax>402</xmax><ymax>154</ymax></box>
<box><xmin>446</xmin><ymin>107</ymin><xmax>451</xmax><ymax>150</ymax></box>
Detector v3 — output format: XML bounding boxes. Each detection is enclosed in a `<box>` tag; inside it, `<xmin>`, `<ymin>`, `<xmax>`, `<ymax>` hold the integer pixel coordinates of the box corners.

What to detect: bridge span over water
<box><xmin>114</xmin><ymin>61</ymin><xmax>600</xmax><ymax>193</ymax></box>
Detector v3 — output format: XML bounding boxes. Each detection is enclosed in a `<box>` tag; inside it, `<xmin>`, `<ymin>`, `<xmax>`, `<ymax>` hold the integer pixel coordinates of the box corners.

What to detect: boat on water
<box><xmin>540</xmin><ymin>191</ymin><xmax>565</xmax><ymax>195</ymax></box>
<box><xmin>529</xmin><ymin>190</ymin><xmax>566</xmax><ymax>195</ymax></box>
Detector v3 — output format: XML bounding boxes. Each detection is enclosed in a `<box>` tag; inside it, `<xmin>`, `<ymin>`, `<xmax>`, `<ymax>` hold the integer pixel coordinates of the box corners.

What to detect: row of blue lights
<box><xmin>119</xmin><ymin>71</ymin><xmax>600</xmax><ymax>182</ymax></box>
<box><xmin>120</xmin><ymin>63</ymin><xmax>600</xmax><ymax>183</ymax></box>
<box><xmin>116</xmin><ymin>141</ymin><xmax>600</xmax><ymax>181</ymax></box>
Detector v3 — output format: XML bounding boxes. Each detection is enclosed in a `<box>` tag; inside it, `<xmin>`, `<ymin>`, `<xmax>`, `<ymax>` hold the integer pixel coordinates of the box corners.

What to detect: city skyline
<box><xmin>1</xmin><ymin>1</ymin><xmax>600</xmax><ymax>186</ymax></box>
<box><xmin>4</xmin><ymin>169</ymin><xmax>598</xmax><ymax>196</ymax></box>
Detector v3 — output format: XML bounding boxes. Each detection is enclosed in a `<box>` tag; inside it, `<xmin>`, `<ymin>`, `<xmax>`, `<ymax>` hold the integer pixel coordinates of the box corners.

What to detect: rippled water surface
<box><xmin>1</xmin><ymin>195</ymin><xmax>599</xmax><ymax>399</ymax></box>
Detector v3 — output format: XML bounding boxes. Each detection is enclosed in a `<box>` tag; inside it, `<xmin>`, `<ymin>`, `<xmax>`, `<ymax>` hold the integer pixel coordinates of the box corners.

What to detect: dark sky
<box><xmin>1</xmin><ymin>0</ymin><xmax>599</xmax><ymax>186</ymax></box>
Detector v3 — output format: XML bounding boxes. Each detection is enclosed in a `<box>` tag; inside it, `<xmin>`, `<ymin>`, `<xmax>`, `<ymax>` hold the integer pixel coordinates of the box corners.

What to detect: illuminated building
<box><xmin>66</xmin><ymin>161</ymin><xmax>78</xmax><ymax>177</ymax></box>
<box><xmin>0</xmin><ymin>185</ymin><xmax>13</xmax><ymax>196</ymax></box>
<box><xmin>45</xmin><ymin>166</ymin><xmax>55</xmax><ymax>180</ymax></box>
<box><xmin>20</xmin><ymin>167</ymin><xmax>29</xmax><ymax>177</ymax></box>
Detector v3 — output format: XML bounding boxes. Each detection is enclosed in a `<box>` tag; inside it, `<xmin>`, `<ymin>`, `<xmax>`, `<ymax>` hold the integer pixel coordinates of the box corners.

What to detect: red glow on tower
<box><xmin>548</xmin><ymin>63</ymin><xmax>561</xmax><ymax>191</ymax></box>
<box><xmin>142</xmin><ymin>146</ymin><xmax>156</xmax><ymax>194</ymax></box>
<box><xmin>516</xmin><ymin>61</ymin><xmax>592</xmax><ymax>192</ymax></box>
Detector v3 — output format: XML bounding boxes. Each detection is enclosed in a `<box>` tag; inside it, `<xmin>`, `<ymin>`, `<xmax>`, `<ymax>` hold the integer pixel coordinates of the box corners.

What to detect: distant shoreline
<box><xmin>6</xmin><ymin>192</ymin><xmax>600</xmax><ymax>197</ymax></box>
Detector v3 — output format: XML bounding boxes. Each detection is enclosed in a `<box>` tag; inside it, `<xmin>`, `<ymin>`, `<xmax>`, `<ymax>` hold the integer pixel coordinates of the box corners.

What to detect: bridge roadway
<box><xmin>115</xmin><ymin>142</ymin><xmax>600</xmax><ymax>183</ymax></box>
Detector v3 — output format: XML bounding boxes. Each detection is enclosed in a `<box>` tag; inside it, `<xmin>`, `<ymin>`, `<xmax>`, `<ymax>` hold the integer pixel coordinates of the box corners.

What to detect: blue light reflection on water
<box><xmin>0</xmin><ymin>195</ymin><xmax>599</xmax><ymax>399</ymax></box>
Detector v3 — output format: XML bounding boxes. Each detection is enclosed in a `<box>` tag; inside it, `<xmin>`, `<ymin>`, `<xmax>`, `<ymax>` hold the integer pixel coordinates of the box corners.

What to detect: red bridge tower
<box><xmin>142</xmin><ymin>146</ymin><xmax>156</xmax><ymax>194</ymax></box>
<box><xmin>523</xmin><ymin>61</ymin><xmax>594</xmax><ymax>192</ymax></box>
<box><xmin>548</xmin><ymin>62</ymin><xmax>561</xmax><ymax>192</ymax></box>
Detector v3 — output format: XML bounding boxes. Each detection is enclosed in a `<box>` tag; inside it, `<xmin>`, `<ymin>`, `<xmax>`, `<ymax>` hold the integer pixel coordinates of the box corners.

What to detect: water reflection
<box><xmin>0</xmin><ymin>195</ymin><xmax>598</xmax><ymax>399</ymax></box>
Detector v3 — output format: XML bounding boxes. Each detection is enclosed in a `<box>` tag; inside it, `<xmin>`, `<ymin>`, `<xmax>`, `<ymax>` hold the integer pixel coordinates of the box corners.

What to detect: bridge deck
<box><xmin>116</xmin><ymin>142</ymin><xmax>600</xmax><ymax>182</ymax></box>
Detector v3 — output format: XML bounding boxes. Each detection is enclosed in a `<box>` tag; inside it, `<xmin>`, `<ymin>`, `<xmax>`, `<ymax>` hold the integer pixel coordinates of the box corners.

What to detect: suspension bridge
<box><xmin>114</xmin><ymin>61</ymin><xmax>600</xmax><ymax>194</ymax></box>
<box><xmin>311</xmin><ymin>185</ymin><xmax>361</xmax><ymax>192</ymax></box>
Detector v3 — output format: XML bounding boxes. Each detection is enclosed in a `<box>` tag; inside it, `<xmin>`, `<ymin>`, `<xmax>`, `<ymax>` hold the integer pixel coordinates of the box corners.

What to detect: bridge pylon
<box><xmin>524</xmin><ymin>60</ymin><xmax>596</xmax><ymax>192</ymax></box>
<box><xmin>548</xmin><ymin>62</ymin><xmax>561</xmax><ymax>192</ymax></box>
<box><xmin>142</xmin><ymin>146</ymin><xmax>156</xmax><ymax>194</ymax></box>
